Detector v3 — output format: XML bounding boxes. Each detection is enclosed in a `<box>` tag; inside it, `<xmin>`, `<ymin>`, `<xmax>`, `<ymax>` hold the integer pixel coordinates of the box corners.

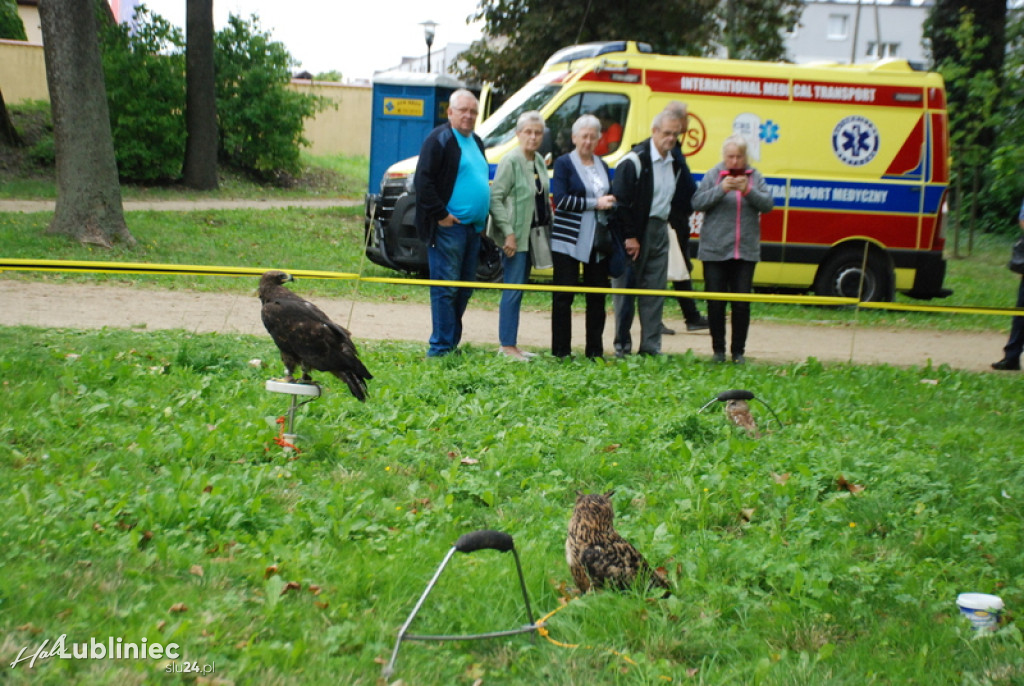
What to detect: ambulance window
<box><xmin>544</xmin><ymin>92</ymin><xmax>630</xmax><ymax>161</ymax></box>
<box><xmin>478</xmin><ymin>84</ymin><xmax>562</xmax><ymax>149</ymax></box>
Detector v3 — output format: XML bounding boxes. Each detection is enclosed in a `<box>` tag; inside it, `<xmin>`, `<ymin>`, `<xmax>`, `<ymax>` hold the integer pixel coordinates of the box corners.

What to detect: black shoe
<box><xmin>712</xmin><ymin>352</ymin><xmax>726</xmax><ymax>363</ymax></box>
<box><xmin>732</xmin><ymin>354</ymin><xmax>746</xmax><ymax>365</ymax></box>
<box><xmin>992</xmin><ymin>358</ymin><xmax>1021</xmax><ymax>371</ymax></box>
<box><xmin>659</xmin><ymin>323</ymin><xmax>676</xmax><ymax>335</ymax></box>
<box><xmin>686</xmin><ymin>316</ymin><xmax>709</xmax><ymax>332</ymax></box>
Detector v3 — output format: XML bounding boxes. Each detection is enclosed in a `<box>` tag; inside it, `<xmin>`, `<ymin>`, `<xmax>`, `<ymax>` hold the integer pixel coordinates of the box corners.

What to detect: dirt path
<box><xmin>0</xmin><ymin>280</ymin><xmax>1006</xmax><ymax>373</ymax></box>
<box><xmin>0</xmin><ymin>197</ymin><xmax>1007</xmax><ymax>372</ymax></box>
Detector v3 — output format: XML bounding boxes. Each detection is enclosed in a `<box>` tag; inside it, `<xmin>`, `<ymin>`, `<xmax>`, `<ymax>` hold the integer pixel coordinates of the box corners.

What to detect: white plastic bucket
<box><xmin>956</xmin><ymin>593</ymin><xmax>1004</xmax><ymax>632</ymax></box>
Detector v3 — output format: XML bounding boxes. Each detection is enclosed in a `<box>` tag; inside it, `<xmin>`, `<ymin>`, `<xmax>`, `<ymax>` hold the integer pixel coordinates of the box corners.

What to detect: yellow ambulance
<box><xmin>366</xmin><ymin>41</ymin><xmax>951</xmax><ymax>301</ymax></box>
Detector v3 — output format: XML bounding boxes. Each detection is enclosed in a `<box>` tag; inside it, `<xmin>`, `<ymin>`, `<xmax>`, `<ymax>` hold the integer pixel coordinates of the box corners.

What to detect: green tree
<box><xmin>718</xmin><ymin>0</ymin><xmax>803</xmax><ymax>60</ymax></box>
<box><xmin>932</xmin><ymin>11</ymin><xmax>1002</xmax><ymax>253</ymax></box>
<box><xmin>0</xmin><ymin>0</ymin><xmax>27</xmax><ymax>145</ymax></box>
<box><xmin>0</xmin><ymin>0</ymin><xmax>26</xmax><ymax>40</ymax></box>
<box><xmin>99</xmin><ymin>5</ymin><xmax>186</xmax><ymax>182</ymax></box>
<box><xmin>986</xmin><ymin>5</ymin><xmax>1024</xmax><ymax>232</ymax></box>
<box><xmin>925</xmin><ymin>0</ymin><xmax>1006</xmax><ymax>152</ymax></box>
<box><xmin>215</xmin><ymin>14</ymin><xmax>326</xmax><ymax>180</ymax></box>
<box><xmin>459</xmin><ymin>0</ymin><xmax>719</xmax><ymax>93</ymax></box>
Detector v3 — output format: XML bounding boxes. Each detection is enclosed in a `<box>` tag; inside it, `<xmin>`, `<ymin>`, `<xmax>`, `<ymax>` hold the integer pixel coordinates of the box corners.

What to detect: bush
<box><xmin>99</xmin><ymin>6</ymin><xmax>186</xmax><ymax>182</ymax></box>
<box><xmin>0</xmin><ymin>0</ymin><xmax>26</xmax><ymax>41</ymax></box>
<box><xmin>28</xmin><ymin>135</ymin><xmax>54</xmax><ymax>166</ymax></box>
<box><xmin>215</xmin><ymin>14</ymin><xmax>327</xmax><ymax>181</ymax></box>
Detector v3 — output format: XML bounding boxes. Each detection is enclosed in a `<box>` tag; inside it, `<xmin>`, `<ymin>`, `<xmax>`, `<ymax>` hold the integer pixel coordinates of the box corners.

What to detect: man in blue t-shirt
<box><xmin>414</xmin><ymin>89</ymin><xmax>490</xmax><ymax>357</ymax></box>
<box><xmin>991</xmin><ymin>197</ymin><xmax>1024</xmax><ymax>371</ymax></box>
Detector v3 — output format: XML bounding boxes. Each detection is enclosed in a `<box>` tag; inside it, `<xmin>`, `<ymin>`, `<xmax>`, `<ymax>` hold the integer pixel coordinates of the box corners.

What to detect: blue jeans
<box><xmin>427</xmin><ymin>224</ymin><xmax>480</xmax><ymax>357</ymax></box>
<box><xmin>499</xmin><ymin>250</ymin><xmax>530</xmax><ymax>347</ymax></box>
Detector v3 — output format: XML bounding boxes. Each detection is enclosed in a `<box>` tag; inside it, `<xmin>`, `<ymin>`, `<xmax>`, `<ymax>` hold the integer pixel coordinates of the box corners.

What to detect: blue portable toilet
<box><xmin>368</xmin><ymin>71</ymin><xmax>465</xmax><ymax>193</ymax></box>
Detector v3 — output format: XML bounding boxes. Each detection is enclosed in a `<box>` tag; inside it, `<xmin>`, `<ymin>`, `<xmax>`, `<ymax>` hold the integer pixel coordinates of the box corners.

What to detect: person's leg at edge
<box><xmin>672</xmin><ymin>228</ymin><xmax>705</xmax><ymax>326</ymax></box>
<box><xmin>729</xmin><ymin>260</ymin><xmax>756</xmax><ymax>360</ymax></box>
<box><xmin>673</xmin><ymin>279</ymin><xmax>703</xmax><ymax>323</ymax></box>
<box><xmin>583</xmin><ymin>256</ymin><xmax>610</xmax><ymax>358</ymax></box>
<box><xmin>451</xmin><ymin>226</ymin><xmax>480</xmax><ymax>349</ymax></box>
<box><xmin>427</xmin><ymin>225</ymin><xmax>464</xmax><ymax>357</ymax></box>
<box><xmin>703</xmin><ymin>260</ymin><xmax>728</xmax><ymax>358</ymax></box>
<box><xmin>499</xmin><ymin>250</ymin><xmax>530</xmax><ymax>353</ymax></box>
<box><xmin>551</xmin><ymin>251</ymin><xmax>578</xmax><ymax>358</ymax></box>
<box><xmin>636</xmin><ymin>221</ymin><xmax>669</xmax><ymax>355</ymax></box>
<box><xmin>611</xmin><ymin>262</ymin><xmax>635</xmax><ymax>356</ymax></box>
<box><xmin>995</xmin><ymin>275</ymin><xmax>1024</xmax><ymax>369</ymax></box>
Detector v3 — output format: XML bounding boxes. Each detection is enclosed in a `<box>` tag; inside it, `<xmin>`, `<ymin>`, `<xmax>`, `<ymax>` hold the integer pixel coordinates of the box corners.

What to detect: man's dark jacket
<box><xmin>413</xmin><ymin>122</ymin><xmax>487</xmax><ymax>246</ymax></box>
<box><xmin>611</xmin><ymin>139</ymin><xmax>696</xmax><ymax>243</ymax></box>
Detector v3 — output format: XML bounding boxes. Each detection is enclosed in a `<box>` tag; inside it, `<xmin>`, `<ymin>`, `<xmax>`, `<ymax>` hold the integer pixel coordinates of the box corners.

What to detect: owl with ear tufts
<box><xmin>725</xmin><ymin>398</ymin><xmax>759</xmax><ymax>437</ymax></box>
<box><xmin>565</xmin><ymin>490</ymin><xmax>670</xmax><ymax>596</ymax></box>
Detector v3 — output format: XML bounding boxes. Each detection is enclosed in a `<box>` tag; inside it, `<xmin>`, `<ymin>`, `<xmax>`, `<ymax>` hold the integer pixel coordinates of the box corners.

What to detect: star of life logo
<box><xmin>9</xmin><ymin>634</ymin><xmax>212</xmax><ymax>674</ymax></box>
<box><xmin>831</xmin><ymin>115</ymin><xmax>880</xmax><ymax>166</ymax></box>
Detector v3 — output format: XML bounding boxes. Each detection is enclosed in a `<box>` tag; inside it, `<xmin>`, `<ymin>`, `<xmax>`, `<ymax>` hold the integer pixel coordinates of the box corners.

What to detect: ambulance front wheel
<box><xmin>813</xmin><ymin>246</ymin><xmax>894</xmax><ymax>302</ymax></box>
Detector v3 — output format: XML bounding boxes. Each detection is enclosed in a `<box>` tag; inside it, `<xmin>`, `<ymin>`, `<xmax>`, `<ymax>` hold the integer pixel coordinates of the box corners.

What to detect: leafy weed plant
<box><xmin>0</xmin><ymin>326</ymin><xmax>1021</xmax><ymax>684</ymax></box>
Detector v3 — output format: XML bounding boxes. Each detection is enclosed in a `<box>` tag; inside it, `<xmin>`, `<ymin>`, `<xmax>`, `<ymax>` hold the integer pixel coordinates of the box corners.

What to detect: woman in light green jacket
<box><xmin>490</xmin><ymin>110</ymin><xmax>550</xmax><ymax>361</ymax></box>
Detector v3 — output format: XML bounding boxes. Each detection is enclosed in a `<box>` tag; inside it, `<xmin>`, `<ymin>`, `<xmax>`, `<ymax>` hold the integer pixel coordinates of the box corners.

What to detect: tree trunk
<box><xmin>38</xmin><ymin>0</ymin><xmax>133</xmax><ymax>248</ymax></box>
<box><xmin>182</xmin><ymin>0</ymin><xmax>218</xmax><ymax>190</ymax></box>
<box><xmin>0</xmin><ymin>89</ymin><xmax>21</xmax><ymax>147</ymax></box>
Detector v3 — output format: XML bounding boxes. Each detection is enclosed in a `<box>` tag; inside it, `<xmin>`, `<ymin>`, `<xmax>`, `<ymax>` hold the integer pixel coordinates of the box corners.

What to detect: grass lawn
<box><xmin>0</xmin><ymin>328</ymin><xmax>1021</xmax><ymax>684</ymax></box>
<box><xmin>1</xmin><ymin>154</ymin><xmax>1022</xmax><ymax>684</ymax></box>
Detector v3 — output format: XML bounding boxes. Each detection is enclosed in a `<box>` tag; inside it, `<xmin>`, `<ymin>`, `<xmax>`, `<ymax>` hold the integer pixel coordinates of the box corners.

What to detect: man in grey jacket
<box><xmin>610</xmin><ymin>107</ymin><xmax>695</xmax><ymax>356</ymax></box>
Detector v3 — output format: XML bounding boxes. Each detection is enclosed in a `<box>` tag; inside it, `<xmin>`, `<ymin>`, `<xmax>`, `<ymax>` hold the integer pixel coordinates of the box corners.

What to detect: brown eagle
<box><xmin>566</xmin><ymin>490</ymin><xmax>670</xmax><ymax>596</ymax></box>
<box><xmin>258</xmin><ymin>270</ymin><xmax>372</xmax><ymax>401</ymax></box>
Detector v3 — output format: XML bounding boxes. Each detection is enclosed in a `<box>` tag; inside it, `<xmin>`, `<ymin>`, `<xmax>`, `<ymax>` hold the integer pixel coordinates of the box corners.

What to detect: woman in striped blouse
<box><xmin>550</xmin><ymin>114</ymin><xmax>617</xmax><ymax>358</ymax></box>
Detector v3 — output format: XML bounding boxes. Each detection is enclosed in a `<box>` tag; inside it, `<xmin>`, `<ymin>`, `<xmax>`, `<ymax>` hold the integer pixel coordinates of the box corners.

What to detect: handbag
<box><xmin>593</xmin><ymin>212</ymin><xmax>613</xmax><ymax>256</ymax></box>
<box><xmin>1010</xmin><ymin>237</ymin><xmax>1024</xmax><ymax>275</ymax></box>
<box><xmin>530</xmin><ymin>221</ymin><xmax>553</xmax><ymax>270</ymax></box>
<box><xmin>666</xmin><ymin>225</ymin><xmax>689</xmax><ymax>281</ymax></box>
<box><xmin>602</xmin><ymin>215</ymin><xmax>628</xmax><ymax>279</ymax></box>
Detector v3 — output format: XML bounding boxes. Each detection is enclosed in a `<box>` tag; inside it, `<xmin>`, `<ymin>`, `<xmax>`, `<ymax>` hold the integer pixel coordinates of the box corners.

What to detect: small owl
<box><xmin>725</xmin><ymin>399</ymin><xmax>759</xmax><ymax>437</ymax></box>
<box><xmin>565</xmin><ymin>490</ymin><xmax>670</xmax><ymax>595</ymax></box>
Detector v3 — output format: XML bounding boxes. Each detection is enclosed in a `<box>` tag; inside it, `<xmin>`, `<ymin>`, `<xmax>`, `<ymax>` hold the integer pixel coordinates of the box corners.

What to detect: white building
<box><xmin>785</xmin><ymin>0</ymin><xmax>932</xmax><ymax>69</ymax></box>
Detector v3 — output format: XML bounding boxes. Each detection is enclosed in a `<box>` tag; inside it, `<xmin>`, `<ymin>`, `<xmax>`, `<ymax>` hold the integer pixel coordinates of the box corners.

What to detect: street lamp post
<box><xmin>420</xmin><ymin>20</ymin><xmax>438</xmax><ymax>73</ymax></box>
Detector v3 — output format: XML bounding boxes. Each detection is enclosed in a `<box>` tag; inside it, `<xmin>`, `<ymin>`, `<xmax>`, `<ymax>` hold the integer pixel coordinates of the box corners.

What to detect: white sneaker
<box><xmin>498</xmin><ymin>347</ymin><xmax>530</xmax><ymax>361</ymax></box>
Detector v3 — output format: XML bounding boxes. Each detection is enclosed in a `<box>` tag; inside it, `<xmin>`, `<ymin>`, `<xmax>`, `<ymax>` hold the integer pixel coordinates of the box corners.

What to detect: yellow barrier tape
<box><xmin>1</xmin><ymin>257</ymin><xmax>1021</xmax><ymax>317</ymax></box>
<box><xmin>856</xmin><ymin>301</ymin><xmax>1023</xmax><ymax>317</ymax></box>
<box><xmin>536</xmin><ymin>600</ymin><xmax>674</xmax><ymax>681</ymax></box>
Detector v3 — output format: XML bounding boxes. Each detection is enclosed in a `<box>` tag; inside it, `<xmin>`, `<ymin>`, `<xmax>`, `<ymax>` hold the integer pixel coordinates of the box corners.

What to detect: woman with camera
<box><xmin>692</xmin><ymin>135</ymin><xmax>774</xmax><ymax>364</ymax></box>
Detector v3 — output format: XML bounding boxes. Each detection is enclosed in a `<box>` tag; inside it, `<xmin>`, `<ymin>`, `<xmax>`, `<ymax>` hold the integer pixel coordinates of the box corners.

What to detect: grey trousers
<box><xmin>612</xmin><ymin>217</ymin><xmax>669</xmax><ymax>355</ymax></box>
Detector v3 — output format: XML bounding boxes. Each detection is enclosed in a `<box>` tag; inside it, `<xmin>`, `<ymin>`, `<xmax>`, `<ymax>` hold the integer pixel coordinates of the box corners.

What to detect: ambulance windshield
<box><xmin>477</xmin><ymin>74</ymin><xmax>564</xmax><ymax>148</ymax></box>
